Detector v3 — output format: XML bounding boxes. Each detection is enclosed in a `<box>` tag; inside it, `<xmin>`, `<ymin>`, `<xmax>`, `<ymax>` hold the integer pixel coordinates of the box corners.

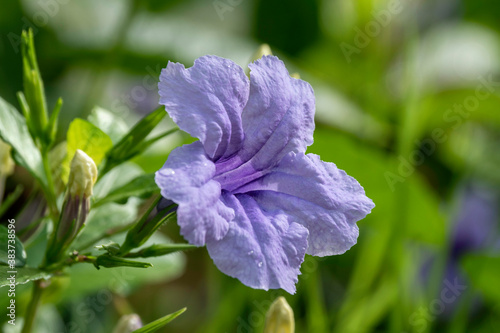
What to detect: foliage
<box><xmin>0</xmin><ymin>1</ymin><xmax>499</xmax><ymax>332</ymax></box>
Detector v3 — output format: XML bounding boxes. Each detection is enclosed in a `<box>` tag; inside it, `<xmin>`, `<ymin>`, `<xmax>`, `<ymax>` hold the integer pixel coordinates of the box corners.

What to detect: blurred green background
<box><xmin>1</xmin><ymin>0</ymin><xmax>500</xmax><ymax>332</ymax></box>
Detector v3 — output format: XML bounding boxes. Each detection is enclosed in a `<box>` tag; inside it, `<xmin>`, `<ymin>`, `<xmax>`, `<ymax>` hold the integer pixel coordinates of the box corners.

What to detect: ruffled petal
<box><xmin>242</xmin><ymin>56</ymin><xmax>315</xmax><ymax>166</ymax></box>
<box><xmin>159</xmin><ymin>56</ymin><xmax>249</xmax><ymax>160</ymax></box>
<box><xmin>233</xmin><ymin>152</ymin><xmax>375</xmax><ymax>256</ymax></box>
<box><xmin>214</xmin><ymin>56</ymin><xmax>315</xmax><ymax>190</ymax></box>
<box><xmin>155</xmin><ymin>142</ymin><xmax>234</xmax><ymax>246</ymax></box>
<box><xmin>206</xmin><ymin>193</ymin><xmax>309</xmax><ymax>294</ymax></box>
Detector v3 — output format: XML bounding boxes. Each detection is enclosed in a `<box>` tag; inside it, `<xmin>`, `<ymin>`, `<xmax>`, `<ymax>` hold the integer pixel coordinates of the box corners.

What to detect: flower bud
<box><xmin>0</xmin><ymin>139</ymin><xmax>15</xmax><ymax>176</ymax></box>
<box><xmin>263</xmin><ymin>297</ymin><xmax>295</xmax><ymax>333</ymax></box>
<box><xmin>45</xmin><ymin>150</ymin><xmax>97</xmax><ymax>263</ymax></box>
<box><xmin>68</xmin><ymin>149</ymin><xmax>97</xmax><ymax>198</ymax></box>
<box><xmin>112</xmin><ymin>314</ymin><xmax>143</xmax><ymax>333</ymax></box>
<box><xmin>58</xmin><ymin>150</ymin><xmax>97</xmax><ymax>239</ymax></box>
<box><xmin>250</xmin><ymin>43</ymin><xmax>273</xmax><ymax>62</ymax></box>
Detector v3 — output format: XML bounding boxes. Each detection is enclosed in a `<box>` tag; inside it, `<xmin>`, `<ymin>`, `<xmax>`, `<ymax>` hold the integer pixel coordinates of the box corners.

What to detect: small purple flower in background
<box><xmin>155</xmin><ymin>55</ymin><xmax>374</xmax><ymax>293</ymax></box>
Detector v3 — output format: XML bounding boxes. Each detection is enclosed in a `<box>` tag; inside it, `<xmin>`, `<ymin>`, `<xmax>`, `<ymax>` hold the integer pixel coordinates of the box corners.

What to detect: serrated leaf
<box><xmin>132</xmin><ymin>308</ymin><xmax>186</xmax><ymax>333</ymax></box>
<box><xmin>93</xmin><ymin>173</ymin><xmax>159</xmax><ymax>207</ymax></box>
<box><xmin>0</xmin><ymin>266</ymin><xmax>52</xmax><ymax>287</ymax></box>
<box><xmin>0</xmin><ymin>97</ymin><xmax>46</xmax><ymax>186</ymax></box>
<box><xmin>0</xmin><ymin>225</ymin><xmax>27</xmax><ymax>267</ymax></box>
<box><xmin>62</xmin><ymin>118</ymin><xmax>113</xmax><ymax>182</ymax></box>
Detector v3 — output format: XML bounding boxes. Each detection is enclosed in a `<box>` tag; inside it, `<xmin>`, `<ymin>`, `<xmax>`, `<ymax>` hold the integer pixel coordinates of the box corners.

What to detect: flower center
<box><xmin>213</xmin><ymin>156</ymin><xmax>266</xmax><ymax>193</ymax></box>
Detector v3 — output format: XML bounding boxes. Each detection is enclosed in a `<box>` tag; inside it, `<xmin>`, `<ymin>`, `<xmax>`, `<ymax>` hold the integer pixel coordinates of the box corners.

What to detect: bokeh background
<box><xmin>1</xmin><ymin>0</ymin><xmax>500</xmax><ymax>332</ymax></box>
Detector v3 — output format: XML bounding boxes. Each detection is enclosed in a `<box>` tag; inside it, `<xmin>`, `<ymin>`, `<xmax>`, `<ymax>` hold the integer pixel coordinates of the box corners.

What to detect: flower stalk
<box><xmin>21</xmin><ymin>280</ymin><xmax>46</xmax><ymax>333</ymax></box>
<box><xmin>0</xmin><ymin>139</ymin><xmax>15</xmax><ymax>205</ymax></box>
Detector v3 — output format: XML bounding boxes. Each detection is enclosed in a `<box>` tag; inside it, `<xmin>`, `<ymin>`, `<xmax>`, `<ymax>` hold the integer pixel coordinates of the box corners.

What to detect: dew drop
<box><xmin>163</xmin><ymin>168</ymin><xmax>175</xmax><ymax>175</ymax></box>
<box><xmin>258</xmin><ymin>262</ymin><xmax>263</xmax><ymax>267</ymax></box>
<box><xmin>247</xmin><ymin>251</ymin><xmax>254</xmax><ymax>255</ymax></box>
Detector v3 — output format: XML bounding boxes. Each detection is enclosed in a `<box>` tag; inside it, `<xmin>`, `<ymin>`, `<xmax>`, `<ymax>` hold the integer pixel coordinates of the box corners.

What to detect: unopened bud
<box><xmin>68</xmin><ymin>149</ymin><xmax>97</xmax><ymax>198</ymax></box>
<box><xmin>263</xmin><ymin>297</ymin><xmax>295</xmax><ymax>333</ymax></box>
<box><xmin>112</xmin><ymin>314</ymin><xmax>143</xmax><ymax>333</ymax></box>
<box><xmin>252</xmin><ymin>43</ymin><xmax>273</xmax><ymax>61</ymax></box>
<box><xmin>0</xmin><ymin>139</ymin><xmax>15</xmax><ymax>176</ymax></box>
<box><xmin>45</xmin><ymin>150</ymin><xmax>97</xmax><ymax>263</ymax></box>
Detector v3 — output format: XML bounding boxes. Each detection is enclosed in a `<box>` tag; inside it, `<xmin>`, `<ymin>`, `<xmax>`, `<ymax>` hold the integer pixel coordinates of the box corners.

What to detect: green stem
<box><xmin>76</xmin><ymin>222</ymin><xmax>135</xmax><ymax>252</ymax></box>
<box><xmin>0</xmin><ymin>176</ymin><xmax>5</xmax><ymax>206</ymax></box>
<box><xmin>41</xmin><ymin>149</ymin><xmax>58</xmax><ymax>220</ymax></box>
<box><xmin>21</xmin><ymin>280</ymin><xmax>44</xmax><ymax>333</ymax></box>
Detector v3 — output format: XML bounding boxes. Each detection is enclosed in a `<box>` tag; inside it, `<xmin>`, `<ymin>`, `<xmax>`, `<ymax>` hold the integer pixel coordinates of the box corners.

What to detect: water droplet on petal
<box><xmin>163</xmin><ymin>168</ymin><xmax>175</xmax><ymax>175</ymax></box>
<box><xmin>258</xmin><ymin>262</ymin><xmax>263</xmax><ymax>267</ymax></box>
<box><xmin>247</xmin><ymin>251</ymin><xmax>254</xmax><ymax>255</ymax></box>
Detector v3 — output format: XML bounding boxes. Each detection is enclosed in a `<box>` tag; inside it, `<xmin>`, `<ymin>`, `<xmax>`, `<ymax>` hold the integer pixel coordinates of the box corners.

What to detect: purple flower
<box><xmin>155</xmin><ymin>55</ymin><xmax>374</xmax><ymax>293</ymax></box>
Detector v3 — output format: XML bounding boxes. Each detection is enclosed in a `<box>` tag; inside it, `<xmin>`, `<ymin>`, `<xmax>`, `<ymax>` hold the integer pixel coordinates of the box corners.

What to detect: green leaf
<box><xmin>72</xmin><ymin>201</ymin><xmax>139</xmax><ymax>252</ymax></box>
<box><xmin>462</xmin><ymin>254</ymin><xmax>500</xmax><ymax>304</ymax></box>
<box><xmin>46</xmin><ymin>97</ymin><xmax>63</xmax><ymax>145</ymax></box>
<box><xmin>120</xmin><ymin>198</ymin><xmax>175</xmax><ymax>254</ymax></box>
<box><xmin>96</xmin><ymin>241</ymin><xmax>121</xmax><ymax>255</ymax></box>
<box><xmin>62</xmin><ymin>118</ymin><xmax>113</xmax><ymax>182</ymax></box>
<box><xmin>0</xmin><ymin>225</ymin><xmax>27</xmax><ymax>267</ymax></box>
<box><xmin>309</xmin><ymin>128</ymin><xmax>446</xmax><ymax>331</ymax></box>
<box><xmin>60</xmin><ymin>233</ymin><xmax>185</xmax><ymax>300</ymax></box>
<box><xmin>0</xmin><ymin>266</ymin><xmax>52</xmax><ymax>287</ymax></box>
<box><xmin>0</xmin><ymin>185</ymin><xmax>23</xmax><ymax>218</ymax></box>
<box><xmin>66</xmin><ymin>118</ymin><xmax>113</xmax><ymax>165</ymax></box>
<box><xmin>103</xmin><ymin>107</ymin><xmax>167</xmax><ymax>174</ymax></box>
<box><xmin>0</xmin><ymin>97</ymin><xmax>46</xmax><ymax>186</ymax></box>
<box><xmin>132</xmin><ymin>308</ymin><xmax>186</xmax><ymax>333</ymax></box>
<box><xmin>93</xmin><ymin>163</ymin><xmax>144</xmax><ymax>199</ymax></box>
<box><xmin>94</xmin><ymin>254</ymin><xmax>153</xmax><ymax>269</ymax></box>
<box><xmin>333</xmin><ymin>276</ymin><xmax>398</xmax><ymax>332</ymax></box>
<box><xmin>93</xmin><ymin>173</ymin><xmax>159</xmax><ymax>207</ymax></box>
<box><xmin>125</xmin><ymin>243</ymin><xmax>198</xmax><ymax>258</ymax></box>
<box><xmin>88</xmin><ymin>106</ymin><xmax>129</xmax><ymax>144</ymax></box>
<box><xmin>73</xmin><ymin>163</ymin><xmax>145</xmax><ymax>251</ymax></box>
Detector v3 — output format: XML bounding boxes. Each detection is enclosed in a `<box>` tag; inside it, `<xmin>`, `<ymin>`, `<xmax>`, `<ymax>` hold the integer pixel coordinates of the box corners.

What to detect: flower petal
<box><xmin>214</xmin><ymin>56</ymin><xmax>315</xmax><ymax>189</ymax></box>
<box><xmin>241</xmin><ymin>56</ymin><xmax>315</xmax><ymax>168</ymax></box>
<box><xmin>206</xmin><ymin>193</ymin><xmax>309</xmax><ymax>294</ymax></box>
<box><xmin>155</xmin><ymin>142</ymin><xmax>234</xmax><ymax>246</ymax></box>
<box><xmin>159</xmin><ymin>56</ymin><xmax>249</xmax><ymax>160</ymax></box>
<box><xmin>234</xmin><ymin>152</ymin><xmax>375</xmax><ymax>256</ymax></box>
